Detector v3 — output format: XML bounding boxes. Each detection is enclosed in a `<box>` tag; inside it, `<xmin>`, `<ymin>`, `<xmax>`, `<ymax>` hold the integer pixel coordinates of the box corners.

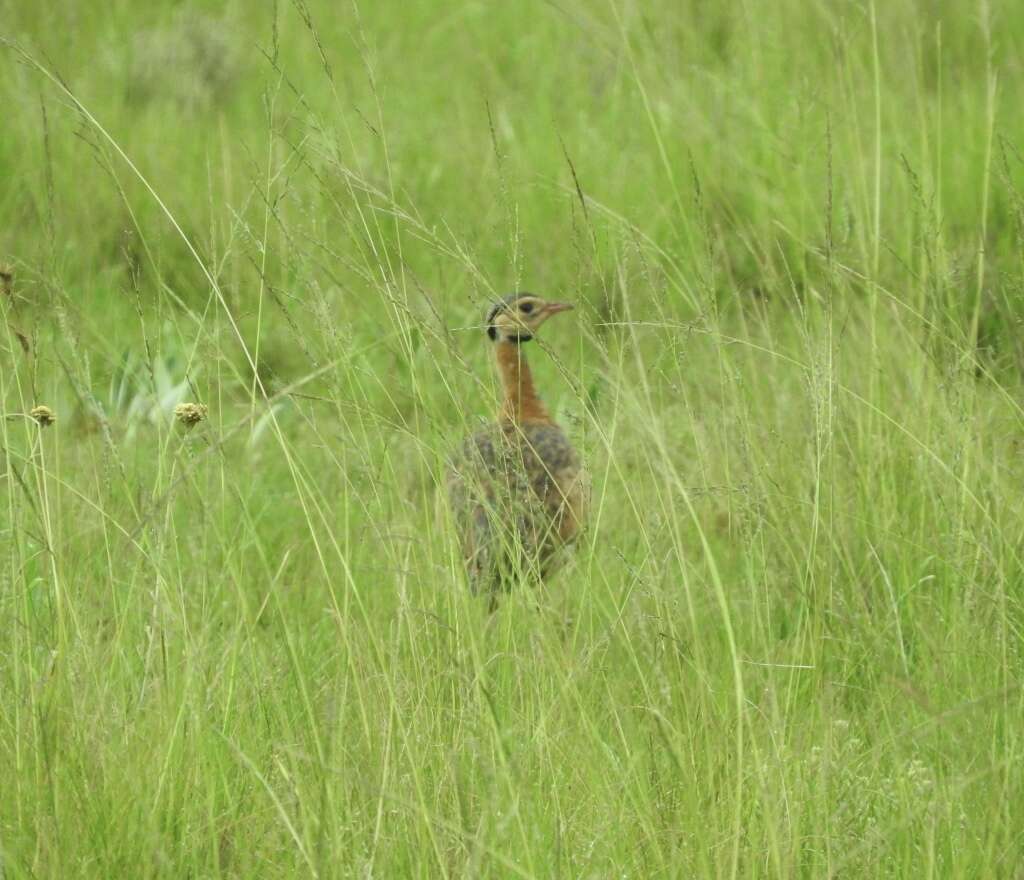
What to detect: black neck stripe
<box><xmin>488</xmin><ymin>329</ymin><xmax>532</xmax><ymax>344</ymax></box>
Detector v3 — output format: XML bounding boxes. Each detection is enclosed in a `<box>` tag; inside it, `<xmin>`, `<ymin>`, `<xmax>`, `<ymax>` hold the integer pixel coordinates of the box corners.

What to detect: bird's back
<box><xmin>446</xmin><ymin>421</ymin><xmax>586</xmax><ymax>594</ymax></box>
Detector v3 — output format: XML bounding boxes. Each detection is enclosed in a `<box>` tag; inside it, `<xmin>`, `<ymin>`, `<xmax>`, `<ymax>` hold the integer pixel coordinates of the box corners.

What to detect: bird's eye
<box><xmin>519</xmin><ymin>302</ymin><xmax>534</xmax><ymax>314</ymax></box>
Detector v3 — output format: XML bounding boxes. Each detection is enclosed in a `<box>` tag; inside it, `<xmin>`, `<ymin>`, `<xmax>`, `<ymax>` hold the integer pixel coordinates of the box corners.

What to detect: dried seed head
<box><xmin>174</xmin><ymin>402</ymin><xmax>208</xmax><ymax>429</ymax></box>
<box><xmin>0</xmin><ymin>264</ymin><xmax>12</xmax><ymax>298</ymax></box>
<box><xmin>30</xmin><ymin>405</ymin><xmax>56</xmax><ymax>427</ymax></box>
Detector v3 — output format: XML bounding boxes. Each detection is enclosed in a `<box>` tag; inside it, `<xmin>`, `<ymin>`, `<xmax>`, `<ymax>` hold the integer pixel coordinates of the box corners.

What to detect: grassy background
<box><xmin>2</xmin><ymin>0</ymin><xmax>1024</xmax><ymax>876</ymax></box>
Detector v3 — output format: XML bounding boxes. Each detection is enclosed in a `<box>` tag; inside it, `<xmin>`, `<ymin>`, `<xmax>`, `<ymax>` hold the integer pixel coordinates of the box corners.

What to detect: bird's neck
<box><xmin>495</xmin><ymin>340</ymin><xmax>550</xmax><ymax>424</ymax></box>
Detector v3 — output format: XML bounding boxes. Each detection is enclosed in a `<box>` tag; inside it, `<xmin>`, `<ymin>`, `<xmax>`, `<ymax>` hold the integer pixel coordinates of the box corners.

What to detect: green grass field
<box><xmin>2</xmin><ymin>0</ymin><xmax>1024</xmax><ymax>876</ymax></box>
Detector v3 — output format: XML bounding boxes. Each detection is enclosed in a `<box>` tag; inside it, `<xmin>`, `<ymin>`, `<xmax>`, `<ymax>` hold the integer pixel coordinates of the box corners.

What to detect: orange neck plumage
<box><xmin>496</xmin><ymin>341</ymin><xmax>550</xmax><ymax>424</ymax></box>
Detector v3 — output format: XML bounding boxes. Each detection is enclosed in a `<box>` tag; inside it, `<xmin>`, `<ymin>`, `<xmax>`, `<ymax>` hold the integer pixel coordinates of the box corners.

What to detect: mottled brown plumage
<box><xmin>446</xmin><ymin>293</ymin><xmax>586</xmax><ymax>603</ymax></box>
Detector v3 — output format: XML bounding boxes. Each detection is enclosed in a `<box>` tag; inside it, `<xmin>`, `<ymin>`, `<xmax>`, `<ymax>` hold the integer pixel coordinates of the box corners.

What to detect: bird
<box><xmin>446</xmin><ymin>292</ymin><xmax>587</xmax><ymax>606</ymax></box>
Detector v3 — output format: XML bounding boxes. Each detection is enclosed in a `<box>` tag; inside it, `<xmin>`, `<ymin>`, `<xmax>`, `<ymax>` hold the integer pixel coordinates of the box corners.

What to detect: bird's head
<box><xmin>486</xmin><ymin>293</ymin><xmax>574</xmax><ymax>344</ymax></box>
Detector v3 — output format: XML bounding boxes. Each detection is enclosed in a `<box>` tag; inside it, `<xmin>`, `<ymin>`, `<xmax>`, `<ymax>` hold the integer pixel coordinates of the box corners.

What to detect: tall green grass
<box><xmin>2</xmin><ymin>0</ymin><xmax>1024</xmax><ymax>876</ymax></box>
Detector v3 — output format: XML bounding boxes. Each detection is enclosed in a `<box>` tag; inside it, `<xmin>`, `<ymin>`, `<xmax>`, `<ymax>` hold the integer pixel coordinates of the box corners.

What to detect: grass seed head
<box><xmin>30</xmin><ymin>405</ymin><xmax>56</xmax><ymax>427</ymax></box>
<box><xmin>0</xmin><ymin>263</ymin><xmax>12</xmax><ymax>298</ymax></box>
<box><xmin>174</xmin><ymin>402</ymin><xmax>208</xmax><ymax>429</ymax></box>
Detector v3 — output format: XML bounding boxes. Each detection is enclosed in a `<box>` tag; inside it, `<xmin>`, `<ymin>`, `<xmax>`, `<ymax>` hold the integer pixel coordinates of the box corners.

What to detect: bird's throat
<box><xmin>496</xmin><ymin>341</ymin><xmax>549</xmax><ymax>424</ymax></box>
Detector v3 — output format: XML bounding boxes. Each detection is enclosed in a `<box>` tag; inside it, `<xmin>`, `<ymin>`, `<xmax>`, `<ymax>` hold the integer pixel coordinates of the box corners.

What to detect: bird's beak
<box><xmin>543</xmin><ymin>302</ymin><xmax>574</xmax><ymax>316</ymax></box>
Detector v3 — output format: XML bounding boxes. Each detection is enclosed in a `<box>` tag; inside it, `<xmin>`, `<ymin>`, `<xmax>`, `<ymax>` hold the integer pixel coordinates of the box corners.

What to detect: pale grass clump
<box><xmin>127</xmin><ymin>11</ymin><xmax>239</xmax><ymax>109</ymax></box>
<box><xmin>29</xmin><ymin>404</ymin><xmax>55</xmax><ymax>427</ymax></box>
<box><xmin>173</xmin><ymin>402</ymin><xmax>207</xmax><ymax>429</ymax></box>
